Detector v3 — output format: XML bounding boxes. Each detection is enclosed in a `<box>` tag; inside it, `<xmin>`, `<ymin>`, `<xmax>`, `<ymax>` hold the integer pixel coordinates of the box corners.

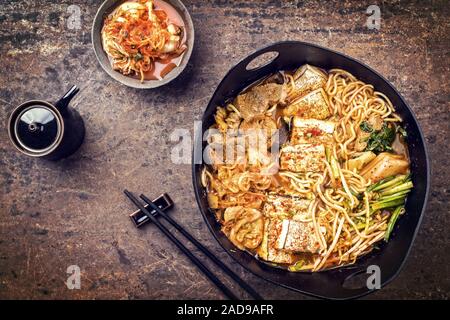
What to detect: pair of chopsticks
<box><xmin>124</xmin><ymin>190</ymin><xmax>263</xmax><ymax>300</ymax></box>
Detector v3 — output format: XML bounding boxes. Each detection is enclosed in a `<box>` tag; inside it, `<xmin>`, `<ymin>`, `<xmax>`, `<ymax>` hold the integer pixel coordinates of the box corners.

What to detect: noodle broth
<box><xmin>202</xmin><ymin>65</ymin><xmax>412</xmax><ymax>272</ymax></box>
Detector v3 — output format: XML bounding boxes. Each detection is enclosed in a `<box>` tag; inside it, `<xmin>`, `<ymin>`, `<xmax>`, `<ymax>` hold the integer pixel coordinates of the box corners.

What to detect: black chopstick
<box><xmin>124</xmin><ymin>190</ymin><xmax>238</xmax><ymax>300</ymax></box>
<box><xmin>139</xmin><ymin>194</ymin><xmax>263</xmax><ymax>300</ymax></box>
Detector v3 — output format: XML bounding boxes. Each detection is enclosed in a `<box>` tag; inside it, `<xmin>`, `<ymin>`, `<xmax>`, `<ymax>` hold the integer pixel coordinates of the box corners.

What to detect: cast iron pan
<box><xmin>192</xmin><ymin>41</ymin><xmax>430</xmax><ymax>299</ymax></box>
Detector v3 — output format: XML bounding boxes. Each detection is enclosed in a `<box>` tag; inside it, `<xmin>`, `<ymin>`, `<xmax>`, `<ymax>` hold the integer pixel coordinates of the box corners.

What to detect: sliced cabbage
<box><xmin>347</xmin><ymin>151</ymin><xmax>376</xmax><ymax>171</ymax></box>
<box><xmin>360</xmin><ymin>152</ymin><xmax>409</xmax><ymax>182</ymax></box>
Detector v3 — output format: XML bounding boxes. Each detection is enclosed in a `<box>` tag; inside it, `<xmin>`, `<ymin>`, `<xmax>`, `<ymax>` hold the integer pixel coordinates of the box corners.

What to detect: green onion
<box><xmin>367</xmin><ymin>175</ymin><xmax>396</xmax><ymax>192</ymax></box>
<box><xmin>377</xmin><ymin>189</ymin><xmax>411</xmax><ymax>202</ymax></box>
<box><xmin>380</xmin><ymin>181</ymin><xmax>413</xmax><ymax>196</ymax></box>
<box><xmin>288</xmin><ymin>260</ymin><xmax>305</xmax><ymax>272</ymax></box>
<box><xmin>373</xmin><ymin>194</ymin><xmax>407</xmax><ymax>205</ymax></box>
<box><xmin>330</xmin><ymin>156</ymin><xmax>340</xmax><ymax>179</ymax></box>
<box><xmin>371</xmin><ymin>198</ymin><xmax>405</xmax><ymax>211</ymax></box>
<box><xmin>385</xmin><ymin>206</ymin><xmax>404</xmax><ymax>241</ymax></box>
<box><xmin>369</xmin><ymin>174</ymin><xmax>407</xmax><ymax>192</ymax></box>
<box><xmin>325</xmin><ymin>146</ymin><xmax>331</xmax><ymax>163</ymax></box>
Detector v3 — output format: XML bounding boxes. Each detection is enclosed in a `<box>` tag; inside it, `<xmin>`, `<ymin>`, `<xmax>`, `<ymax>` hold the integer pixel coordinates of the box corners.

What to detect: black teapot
<box><xmin>7</xmin><ymin>85</ymin><xmax>85</xmax><ymax>161</ymax></box>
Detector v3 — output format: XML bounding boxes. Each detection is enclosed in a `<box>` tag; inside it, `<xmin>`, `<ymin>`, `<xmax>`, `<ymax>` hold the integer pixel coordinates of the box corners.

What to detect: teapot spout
<box><xmin>55</xmin><ymin>85</ymin><xmax>79</xmax><ymax>110</ymax></box>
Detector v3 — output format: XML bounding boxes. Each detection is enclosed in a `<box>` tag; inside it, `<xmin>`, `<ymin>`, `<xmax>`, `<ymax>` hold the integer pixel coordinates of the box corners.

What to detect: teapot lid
<box><xmin>14</xmin><ymin>104</ymin><xmax>62</xmax><ymax>153</ymax></box>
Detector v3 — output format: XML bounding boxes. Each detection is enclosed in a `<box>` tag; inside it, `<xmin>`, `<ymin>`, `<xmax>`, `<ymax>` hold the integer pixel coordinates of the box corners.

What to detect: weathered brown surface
<box><xmin>0</xmin><ymin>0</ymin><xmax>448</xmax><ymax>299</ymax></box>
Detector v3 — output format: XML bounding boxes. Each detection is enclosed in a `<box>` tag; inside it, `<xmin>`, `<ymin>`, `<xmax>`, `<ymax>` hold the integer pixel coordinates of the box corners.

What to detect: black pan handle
<box><xmin>319</xmin><ymin>265</ymin><xmax>379</xmax><ymax>299</ymax></box>
<box><xmin>229</xmin><ymin>44</ymin><xmax>284</xmax><ymax>84</ymax></box>
<box><xmin>219</xmin><ymin>42</ymin><xmax>311</xmax><ymax>94</ymax></box>
<box><xmin>238</xmin><ymin>48</ymin><xmax>280</xmax><ymax>74</ymax></box>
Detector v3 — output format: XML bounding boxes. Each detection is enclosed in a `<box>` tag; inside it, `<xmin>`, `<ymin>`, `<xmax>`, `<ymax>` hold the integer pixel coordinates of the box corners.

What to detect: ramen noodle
<box><xmin>202</xmin><ymin>65</ymin><xmax>412</xmax><ymax>271</ymax></box>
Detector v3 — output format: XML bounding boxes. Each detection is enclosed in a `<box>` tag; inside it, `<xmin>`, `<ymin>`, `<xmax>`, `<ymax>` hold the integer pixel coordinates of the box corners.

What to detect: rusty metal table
<box><xmin>0</xmin><ymin>0</ymin><xmax>448</xmax><ymax>299</ymax></box>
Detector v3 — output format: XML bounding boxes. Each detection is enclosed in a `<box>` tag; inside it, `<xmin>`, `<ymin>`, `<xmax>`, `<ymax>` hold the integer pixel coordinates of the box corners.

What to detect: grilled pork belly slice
<box><xmin>236</xmin><ymin>83</ymin><xmax>286</xmax><ymax>121</ymax></box>
<box><xmin>280</xmin><ymin>143</ymin><xmax>326</xmax><ymax>172</ymax></box>
<box><xmin>291</xmin><ymin>117</ymin><xmax>335</xmax><ymax>145</ymax></box>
